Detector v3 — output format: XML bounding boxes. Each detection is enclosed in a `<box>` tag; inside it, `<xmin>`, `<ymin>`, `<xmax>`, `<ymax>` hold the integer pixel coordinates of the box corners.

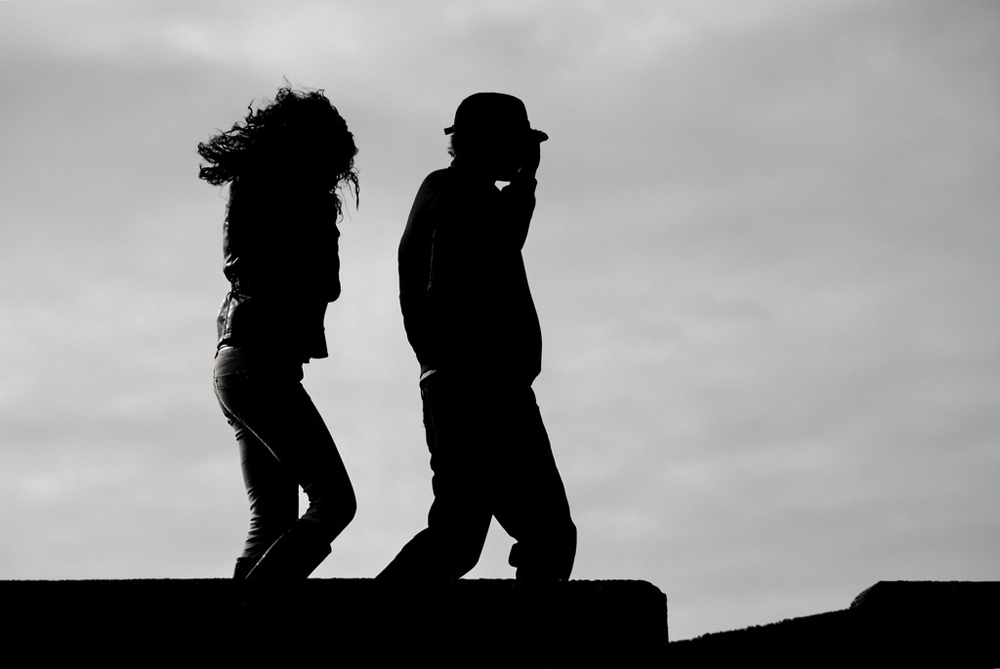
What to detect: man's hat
<box><xmin>444</xmin><ymin>92</ymin><xmax>548</xmax><ymax>141</ymax></box>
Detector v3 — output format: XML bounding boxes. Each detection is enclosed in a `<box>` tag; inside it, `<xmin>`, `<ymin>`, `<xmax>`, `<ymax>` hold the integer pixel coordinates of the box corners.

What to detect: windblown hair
<box><xmin>197</xmin><ymin>86</ymin><xmax>359</xmax><ymax>212</ymax></box>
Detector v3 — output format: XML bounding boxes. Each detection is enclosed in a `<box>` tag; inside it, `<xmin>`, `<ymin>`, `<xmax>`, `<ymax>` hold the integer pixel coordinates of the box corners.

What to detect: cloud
<box><xmin>1</xmin><ymin>0</ymin><xmax>998</xmax><ymax>639</ymax></box>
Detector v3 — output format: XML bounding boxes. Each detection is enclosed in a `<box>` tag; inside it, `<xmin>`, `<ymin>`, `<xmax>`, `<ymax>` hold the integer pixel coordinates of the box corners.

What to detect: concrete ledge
<box><xmin>670</xmin><ymin>581</ymin><xmax>999</xmax><ymax>668</ymax></box>
<box><xmin>0</xmin><ymin>578</ymin><xmax>667</xmax><ymax>666</ymax></box>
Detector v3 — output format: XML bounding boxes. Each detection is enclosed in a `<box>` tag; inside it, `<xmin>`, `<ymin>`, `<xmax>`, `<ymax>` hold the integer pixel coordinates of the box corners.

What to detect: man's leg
<box><xmin>379</xmin><ymin>376</ymin><xmax>492</xmax><ymax>579</ymax></box>
<box><xmin>492</xmin><ymin>386</ymin><xmax>576</xmax><ymax>580</ymax></box>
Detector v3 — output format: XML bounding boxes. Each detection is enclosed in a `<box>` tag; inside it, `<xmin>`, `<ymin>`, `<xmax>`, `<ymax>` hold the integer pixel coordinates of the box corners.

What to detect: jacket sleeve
<box><xmin>496</xmin><ymin>174</ymin><xmax>537</xmax><ymax>250</ymax></box>
<box><xmin>428</xmin><ymin>173</ymin><xmax>536</xmax><ymax>293</ymax></box>
<box><xmin>398</xmin><ymin>174</ymin><xmax>442</xmax><ymax>370</ymax></box>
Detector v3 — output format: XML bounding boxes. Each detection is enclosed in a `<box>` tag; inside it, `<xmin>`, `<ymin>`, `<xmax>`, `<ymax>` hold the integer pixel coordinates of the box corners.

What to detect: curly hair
<box><xmin>197</xmin><ymin>86</ymin><xmax>359</xmax><ymax>212</ymax></box>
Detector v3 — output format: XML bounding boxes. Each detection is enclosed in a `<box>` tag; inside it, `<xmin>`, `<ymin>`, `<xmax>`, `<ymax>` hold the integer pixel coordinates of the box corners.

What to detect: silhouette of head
<box><xmin>445</xmin><ymin>93</ymin><xmax>547</xmax><ymax>181</ymax></box>
<box><xmin>198</xmin><ymin>86</ymin><xmax>359</xmax><ymax>212</ymax></box>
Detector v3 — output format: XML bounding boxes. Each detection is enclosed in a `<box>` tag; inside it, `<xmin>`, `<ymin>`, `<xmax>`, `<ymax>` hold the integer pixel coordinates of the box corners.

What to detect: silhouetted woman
<box><xmin>198</xmin><ymin>86</ymin><xmax>358</xmax><ymax>579</ymax></box>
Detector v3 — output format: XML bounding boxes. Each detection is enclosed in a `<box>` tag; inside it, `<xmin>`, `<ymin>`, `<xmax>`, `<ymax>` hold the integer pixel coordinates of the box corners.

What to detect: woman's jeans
<box><xmin>213</xmin><ymin>346</ymin><xmax>355</xmax><ymax>568</ymax></box>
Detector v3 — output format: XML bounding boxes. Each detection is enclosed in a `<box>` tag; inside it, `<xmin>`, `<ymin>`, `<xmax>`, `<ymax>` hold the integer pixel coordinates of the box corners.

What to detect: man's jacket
<box><xmin>398</xmin><ymin>163</ymin><xmax>542</xmax><ymax>384</ymax></box>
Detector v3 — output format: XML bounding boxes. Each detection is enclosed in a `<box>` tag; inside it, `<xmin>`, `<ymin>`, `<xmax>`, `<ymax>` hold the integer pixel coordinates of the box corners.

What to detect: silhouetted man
<box><xmin>379</xmin><ymin>93</ymin><xmax>576</xmax><ymax>580</ymax></box>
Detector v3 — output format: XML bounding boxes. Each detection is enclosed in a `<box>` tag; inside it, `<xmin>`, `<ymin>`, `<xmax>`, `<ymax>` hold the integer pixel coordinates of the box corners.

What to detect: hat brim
<box><xmin>444</xmin><ymin>126</ymin><xmax>549</xmax><ymax>142</ymax></box>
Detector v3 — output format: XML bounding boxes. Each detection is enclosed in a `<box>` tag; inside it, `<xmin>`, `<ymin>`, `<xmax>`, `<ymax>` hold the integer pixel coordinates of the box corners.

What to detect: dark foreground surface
<box><xmin>0</xmin><ymin>578</ymin><xmax>666</xmax><ymax>666</ymax></box>
<box><xmin>670</xmin><ymin>580</ymin><xmax>1000</xmax><ymax>668</ymax></box>
<box><xmin>3</xmin><ymin>578</ymin><xmax>997</xmax><ymax>666</ymax></box>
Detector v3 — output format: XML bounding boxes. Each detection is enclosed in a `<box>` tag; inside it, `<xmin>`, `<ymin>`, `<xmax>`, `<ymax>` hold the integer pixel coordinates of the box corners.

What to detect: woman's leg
<box><xmin>214</xmin><ymin>347</ymin><xmax>355</xmax><ymax>577</ymax></box>
<box><xmin>235</xmin><ymin>420</ymin><xmax>298</xmax><ymax>564</ymax></box>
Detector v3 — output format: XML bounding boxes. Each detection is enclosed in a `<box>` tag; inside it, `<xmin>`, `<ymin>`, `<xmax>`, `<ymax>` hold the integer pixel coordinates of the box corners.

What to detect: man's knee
<box><xmin>510</xmin><ymin>520</ymin><xmax>577</xmax><ymax>580</ymax></box>
<box><xmin>435</xmin><ymin>529</ymin><xmax>487</xmax><ymax>577</ymax></box>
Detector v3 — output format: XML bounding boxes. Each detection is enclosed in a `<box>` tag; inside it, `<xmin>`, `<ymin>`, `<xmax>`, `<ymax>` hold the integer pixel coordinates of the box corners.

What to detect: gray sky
<box><xmin>1</xmin><ymin>0</ymin><xmax>997</xmax><ymax>640</ymax></box>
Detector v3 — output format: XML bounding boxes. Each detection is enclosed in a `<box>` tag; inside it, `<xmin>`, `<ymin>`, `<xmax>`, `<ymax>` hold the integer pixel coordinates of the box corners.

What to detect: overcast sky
<box><xmin>1</xmin><ymin>0</ymin><xmax>997</xmax><ymax>640</ymax></box>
